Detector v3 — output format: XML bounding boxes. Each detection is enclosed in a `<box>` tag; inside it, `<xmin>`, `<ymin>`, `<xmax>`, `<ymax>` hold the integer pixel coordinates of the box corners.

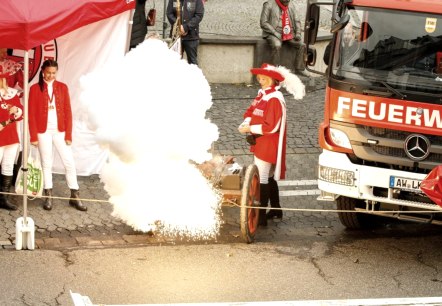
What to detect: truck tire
<box><xmin>336</xmin><ymin>196</ymin><xmax>367</xmax><ymax>229</ymax></box>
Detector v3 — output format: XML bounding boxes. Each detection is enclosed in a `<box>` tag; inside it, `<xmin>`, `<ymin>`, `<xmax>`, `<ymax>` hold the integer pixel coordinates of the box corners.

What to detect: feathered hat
<box><xmin>250</xmin><ymin>63</ymin><xmax>285</xmax><ymax>81</ymax></box>
<box><xmin>277</xmin><ymin>65</ymin><xmax>306</xmax><ymax>100</ymax></box>
<box><xmin>250</xmin><ymin>63</ymin><xmax>306</xmax><ymax>100</ymax></box>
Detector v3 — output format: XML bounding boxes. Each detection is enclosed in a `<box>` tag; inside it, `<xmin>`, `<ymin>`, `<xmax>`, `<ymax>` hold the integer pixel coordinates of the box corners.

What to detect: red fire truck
<box><xmin>304</xmin><ymin>0</ymin><xmax>442</xmax><ymax>228</ymax></box>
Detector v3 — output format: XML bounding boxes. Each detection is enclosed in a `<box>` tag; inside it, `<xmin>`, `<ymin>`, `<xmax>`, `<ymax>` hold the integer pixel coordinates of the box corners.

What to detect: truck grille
<box><xmin>371</xmin><ymin>146</ymin><xmax>406</xmax><ymax>158</ymax></box>
<box><xmin>371</xmin><ymin>145</ymin><xmax>442</xmax><ymax>163</ymax></box>
<box><xmin>365</xmin><ymin>126</ymin><xmax>442</xmax><ymax>145</ymax></box>
<box><xmin>334</xmin><ymin>124</ymin><xmax>442</xmax><ymax>173</ymax></box>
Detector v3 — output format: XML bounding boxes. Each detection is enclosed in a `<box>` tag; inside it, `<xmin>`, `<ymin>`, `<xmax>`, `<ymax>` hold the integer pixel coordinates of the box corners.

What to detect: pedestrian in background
<box><xmin>0</xmin><ymin>66</ymin><xmax>23</xmax><ymax>211</ymax></box>
<box><xmin>238</xmin><ymin>63</ymin><xmax>288</xmax><ymax>226</ymax></box>
<box><xmin>338</xmin><ymin>23</ymin><xmax>358</xmax><ymax>65</ymax></box>
<box><xmin>28</xmin><ymin>60</ymin><xmax>87</xmax><ymax>212</ymax></box>
<box><xmin>260</xmin><ymin>0</ymin><xmax>309</xmax><ymax>77</ymax></box>
<box><xmin>323</xmin><ymin>23</ymin><xmax>358</xmax><ymax>66</ymax></box>
<box><xmin>167</xmin><ymin>0</ymin><xmax>204</xmax><ymax>65</ymax></box>
<box><xmin>130</xmin><ymin>0</ymin><xmax>148</xmax><ymax>50</ymax></box>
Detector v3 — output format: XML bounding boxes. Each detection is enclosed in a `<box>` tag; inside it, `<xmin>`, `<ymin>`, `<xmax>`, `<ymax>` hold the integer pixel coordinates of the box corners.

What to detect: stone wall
<box><xmin>198</xmin><ymin>32</ymin><xmax>332</xmax><ymax>84</ymax></box>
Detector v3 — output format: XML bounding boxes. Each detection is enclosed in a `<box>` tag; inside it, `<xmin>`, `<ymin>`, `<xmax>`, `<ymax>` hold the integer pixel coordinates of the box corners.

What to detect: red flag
<box><xmin>420</xmin><ymin>165</ymin><xmax>442</xmax><ymax>207</ymax></box>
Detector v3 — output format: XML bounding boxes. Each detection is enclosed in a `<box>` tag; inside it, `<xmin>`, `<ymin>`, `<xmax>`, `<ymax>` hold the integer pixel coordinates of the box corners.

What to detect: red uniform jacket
<box><xmin>0</xmin><ymin>89</ymin><xmax>23</xmax><ymax>146</ymax></box>
<box><xmin>29</xmin><ymin>81</ymin><xmax>73</xmax><ymax>143</ymax></box>
<box><xmin>244</xmin><ymin>86</ymin><xmax>287</xmax><ymax>180</ymax></box>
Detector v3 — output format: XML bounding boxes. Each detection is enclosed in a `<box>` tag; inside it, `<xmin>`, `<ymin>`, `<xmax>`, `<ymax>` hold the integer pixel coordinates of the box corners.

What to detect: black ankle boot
<box><xmin>43</xmin><ymin>189</ymin><xmax>53</xmax><ymax>210</ymax></box>
<box><xmin>266</xmin><ymin>209</ymin><xmax>283</xmax><ymax>219</ymax></box>
<box><xmin>0</xmin><ymin>175</ymin><xmax>17</xmax><ymax>210</ymax></box>
<box><xmin>267</xmin><ymin>177</ymin><xmax>282</xmax><ymax>220</ymax></box>
<box><xmin>258</xmin><ymin>183</ymin><xmax>270</xmax><ymax>227</ymax></box>
<box><xmin>69</xmin><ymin>189</ymin><xmax>87</xmax><ymax>211</ymax></box>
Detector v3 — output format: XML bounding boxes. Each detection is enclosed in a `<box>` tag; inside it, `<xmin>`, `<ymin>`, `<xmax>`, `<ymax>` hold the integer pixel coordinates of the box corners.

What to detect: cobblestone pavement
<box><xmin>0</xmin><ymin>1</ymin><xmax>338</xmax><ymax>250</ymax></box>
<box><xmin>0</xmin><ymin>80</ymin><xmax>335</xmax><ymax>250</ymax></box>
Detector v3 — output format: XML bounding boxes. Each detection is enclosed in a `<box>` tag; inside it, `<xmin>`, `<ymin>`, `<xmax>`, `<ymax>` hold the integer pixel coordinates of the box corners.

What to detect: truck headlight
<box><xmin>329</xmin><ymin>128</ymin><xmax>351</xmax><ymax>149</ymax></box>
<box><xmin>319</xmin><ymin>165</ymin><xmax>355</xmax><ymax>186</ymax></box>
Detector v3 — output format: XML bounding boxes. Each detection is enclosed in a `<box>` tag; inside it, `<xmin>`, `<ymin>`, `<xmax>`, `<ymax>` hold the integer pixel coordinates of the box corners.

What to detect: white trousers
<box><xmin>0</xmin><ymin>143</ymin><xmax>19</xmax><ymax>176</ymax></box>
<box><xmin>37</xmin><ymin>130</ymin><xmax>79</xmax><ymax>190</ymax></box>
<box><xmin>254</xmin><ymin>156</ymin><xmax>275</xmax><ymax>184</ymax></box>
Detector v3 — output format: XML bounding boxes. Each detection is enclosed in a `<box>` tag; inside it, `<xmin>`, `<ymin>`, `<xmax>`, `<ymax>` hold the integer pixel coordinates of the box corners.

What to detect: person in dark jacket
<box><xmin>130</xmin><ymin>0</ymin><xmax>148</xmax><ymax>49</ymax></box>
<box><xmin>167</xmin><ymin>0</ymin><xmax>204</xmax><ymax>65</ymax></box>
<box><xmin>323</xmin><ymin>23</ymin><xmax>358</xmax><ymax>66</ymax></box>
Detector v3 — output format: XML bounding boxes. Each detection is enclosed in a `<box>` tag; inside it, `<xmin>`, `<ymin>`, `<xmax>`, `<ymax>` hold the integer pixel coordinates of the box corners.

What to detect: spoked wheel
<box><xmin>240</xmin><ymin>164</ymin><xmax>260</xmax><ymax>243</ymax></box>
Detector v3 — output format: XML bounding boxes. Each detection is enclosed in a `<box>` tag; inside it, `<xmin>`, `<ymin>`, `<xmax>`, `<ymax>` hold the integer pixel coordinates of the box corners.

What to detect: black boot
<box><xmin>43</xmin><ymin>189</ymin><xmax>53</xmax><ymax>210</ymax></box>
<box><xmin>69</xmin><ymin>189</ymin><xmax>87</xmax><ymax>211</ymax></box>
<box><xmin>259</xmin><ymin>183</ymin><xmax>270</xmax><ymax>227</ymax></box>
<box><xmin>267</xmin><ymin>177</ymin><xmax>282</xmax><ymax>219</ymax></box>
<box><xmin>0</xmin><ymin>175</ymin><xmax>17</xmax><ymax>210</ymax></box>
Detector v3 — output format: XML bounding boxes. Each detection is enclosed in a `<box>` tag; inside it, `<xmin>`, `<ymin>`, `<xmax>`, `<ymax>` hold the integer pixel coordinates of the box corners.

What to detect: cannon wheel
<box><xmin>240</xmin><ymin>164</ymin><xmax>260</xmax><ymax>243</ymax></box>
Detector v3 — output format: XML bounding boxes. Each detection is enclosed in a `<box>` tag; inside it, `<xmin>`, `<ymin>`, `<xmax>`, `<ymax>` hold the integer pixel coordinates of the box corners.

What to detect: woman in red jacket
<box><xmin>29</xmin><ymin>60</ymin><xmax>86</xmax><ymax>211</ymax></box>
<box><xmin>238</xmin><ymin>63</ymin><xmax>287</xmax><ymax>227</ymax></box>
<box><xmin>0</xmin><ymin>67</ymin><xmax>23</xmax><ymax>210</ymax></box>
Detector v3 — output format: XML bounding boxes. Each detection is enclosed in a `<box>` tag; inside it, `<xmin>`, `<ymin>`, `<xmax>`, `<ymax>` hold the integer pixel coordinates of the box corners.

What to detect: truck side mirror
<box><xmin>331</xmin><ymin>14</ymin><xmax>350</xmax><ymax>33</ymax></box>
<box><xmin>304</xmin><ymin>3</ymin><xmax>320</xmax><ymax>45</ymax></box>
<box><xmin>305</xmin><ymin>47</ymin><xmax>317</xmax><ymax>66</ymax></box>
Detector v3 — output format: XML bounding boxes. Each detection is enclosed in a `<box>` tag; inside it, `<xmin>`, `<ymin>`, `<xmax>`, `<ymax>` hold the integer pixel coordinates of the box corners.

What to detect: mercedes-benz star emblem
<box><xmin>404</xmin><ymin>134</ymin><xmax>431</xmax><ymax>161</ymax></box>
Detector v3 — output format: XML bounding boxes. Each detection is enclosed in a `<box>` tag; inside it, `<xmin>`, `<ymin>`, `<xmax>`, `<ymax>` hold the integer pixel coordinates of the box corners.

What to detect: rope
<box><xmin>221</xmin><ymin>198</ymin><xmax>442</xmax><ymax>214</ymax></box>
<box><xmin>0</xmin><ymin>191</ymin><xmax>109</xmax><ymax>204</ymax></box>
<box><xmin>2</xmin><ymin>190</ymin><xmax>441</xmax><ymax>215</ymax></box>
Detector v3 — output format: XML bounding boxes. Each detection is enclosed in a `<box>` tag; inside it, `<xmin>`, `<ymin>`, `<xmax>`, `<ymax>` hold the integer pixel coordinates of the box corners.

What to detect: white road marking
<box><xmin>277</xmin><ymin>180</ymin><xmax>319</xmax><ymax>197</ymax></box>
<box><xmin>71</xmin><ymin>290</ymin><xmax>442</xmax><ymax>306</ymax></box>
<box><xmin>278</xmin><ymin>180</ymin><xmax>317</xmax><ymax>186</ymax></box>
<box><xmin>280</xmin><ymin>190</ymin><xmax>321</xmax><ymax>197</ymax></box>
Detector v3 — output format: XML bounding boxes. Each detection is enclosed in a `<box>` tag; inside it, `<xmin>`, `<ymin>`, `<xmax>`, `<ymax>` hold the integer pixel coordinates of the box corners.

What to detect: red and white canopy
<box><xmin>0</xmin><ymin>0</ymin><xmax>134</xmax><ymax>50</ymax></box>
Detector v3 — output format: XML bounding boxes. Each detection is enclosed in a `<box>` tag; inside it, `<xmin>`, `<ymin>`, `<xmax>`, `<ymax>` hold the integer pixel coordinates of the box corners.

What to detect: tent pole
<box><xmin>15</xmin><ymin>50</ymin><xmax>35</xmax><ymax>251</ymax></box>
<box><xmin>126</xmin><ymin>9</ymin><xmax>135</xmax><ymax>53</ymax></box>
<box><xmin>22</xmin><ymin>50</ymin><xmax>29</xmax><ymax>221</ymax></box>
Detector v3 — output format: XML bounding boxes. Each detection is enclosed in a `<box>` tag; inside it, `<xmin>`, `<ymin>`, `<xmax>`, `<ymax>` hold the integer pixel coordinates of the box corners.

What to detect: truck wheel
<box><xmin>336</xmin><ymin>196</ymin><xmax>367</xmax><ymax>229</ymax></box>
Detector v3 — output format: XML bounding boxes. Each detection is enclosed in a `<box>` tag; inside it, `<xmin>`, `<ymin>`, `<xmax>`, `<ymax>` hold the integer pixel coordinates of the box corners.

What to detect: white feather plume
<box><xmin>277</xmin><ymin>66</ymin><xmax>306</xmax><ymax>100</ymax></box>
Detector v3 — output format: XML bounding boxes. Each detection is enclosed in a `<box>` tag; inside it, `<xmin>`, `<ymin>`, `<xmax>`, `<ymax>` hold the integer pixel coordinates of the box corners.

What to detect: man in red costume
<box><xmin>238</xmin><ymin>63</ymin><xmax>288</xmax><ymax>227</ymax></box>
<box><xmin>260</xmin><ymin>0</ymin><xmax>309</xmax><ymax>77</ymax></box>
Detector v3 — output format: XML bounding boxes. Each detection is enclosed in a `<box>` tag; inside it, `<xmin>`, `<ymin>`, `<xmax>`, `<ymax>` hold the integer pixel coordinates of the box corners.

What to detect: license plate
<box><xmin>389</xmin><ymin>176</ymin><xmax>422</xmax><ymax>193</ymax></box>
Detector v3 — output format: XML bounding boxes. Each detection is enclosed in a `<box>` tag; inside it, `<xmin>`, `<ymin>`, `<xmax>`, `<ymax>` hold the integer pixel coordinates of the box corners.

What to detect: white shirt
<box><xmin>45</xmin><ymin>80</ymin><xmax>58</xmax><ymax>131</ymax></box>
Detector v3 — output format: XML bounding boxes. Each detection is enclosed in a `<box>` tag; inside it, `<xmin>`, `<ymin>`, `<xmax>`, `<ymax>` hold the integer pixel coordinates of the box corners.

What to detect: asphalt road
<box><xmin>1</xmin><ymin>1</ymin><xmax>442</xmax><ymax>305</ymax></box>
<box><xmin>1</xmin><ymin>229</ymin><xmax>442</xmax><ymax>305</ymax></box>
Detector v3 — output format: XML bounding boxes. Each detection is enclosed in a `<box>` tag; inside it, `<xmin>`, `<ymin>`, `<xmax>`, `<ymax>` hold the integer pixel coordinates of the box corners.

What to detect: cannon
<box><xmin>198</xmin><ymin>156</ymin><xmax>261</xmax><ymax>243</ymax></box>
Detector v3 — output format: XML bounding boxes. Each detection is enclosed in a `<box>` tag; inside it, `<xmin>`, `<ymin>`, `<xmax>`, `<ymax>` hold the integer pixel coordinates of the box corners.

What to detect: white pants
<box><xmin>254</xmin><ymin>156</ymin><xmax>275</xmax><ymax>184</ymax></box>
<box><xmin>37</xmin><ymin>130</ymin><xmax>79</xmax><ymax>190</ymax></box>
<box><xmin>0</xmin><ymin>143</ymin><xmax>19</xmax><ymax>176</ymax></box>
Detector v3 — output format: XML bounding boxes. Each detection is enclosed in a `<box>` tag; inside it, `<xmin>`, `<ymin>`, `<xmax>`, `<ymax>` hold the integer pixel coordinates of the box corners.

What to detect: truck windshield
<box><xmin>331</xmin><ymin>6</ymin><xmax>442</xmax><ymax>99</ymax></box>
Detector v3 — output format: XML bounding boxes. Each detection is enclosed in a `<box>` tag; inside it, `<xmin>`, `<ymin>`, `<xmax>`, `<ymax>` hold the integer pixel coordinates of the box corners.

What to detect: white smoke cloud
<box><xmin>79</xmin><ymin>38</ymin><xmax>222</xmax><ymax>239</ymax></box>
